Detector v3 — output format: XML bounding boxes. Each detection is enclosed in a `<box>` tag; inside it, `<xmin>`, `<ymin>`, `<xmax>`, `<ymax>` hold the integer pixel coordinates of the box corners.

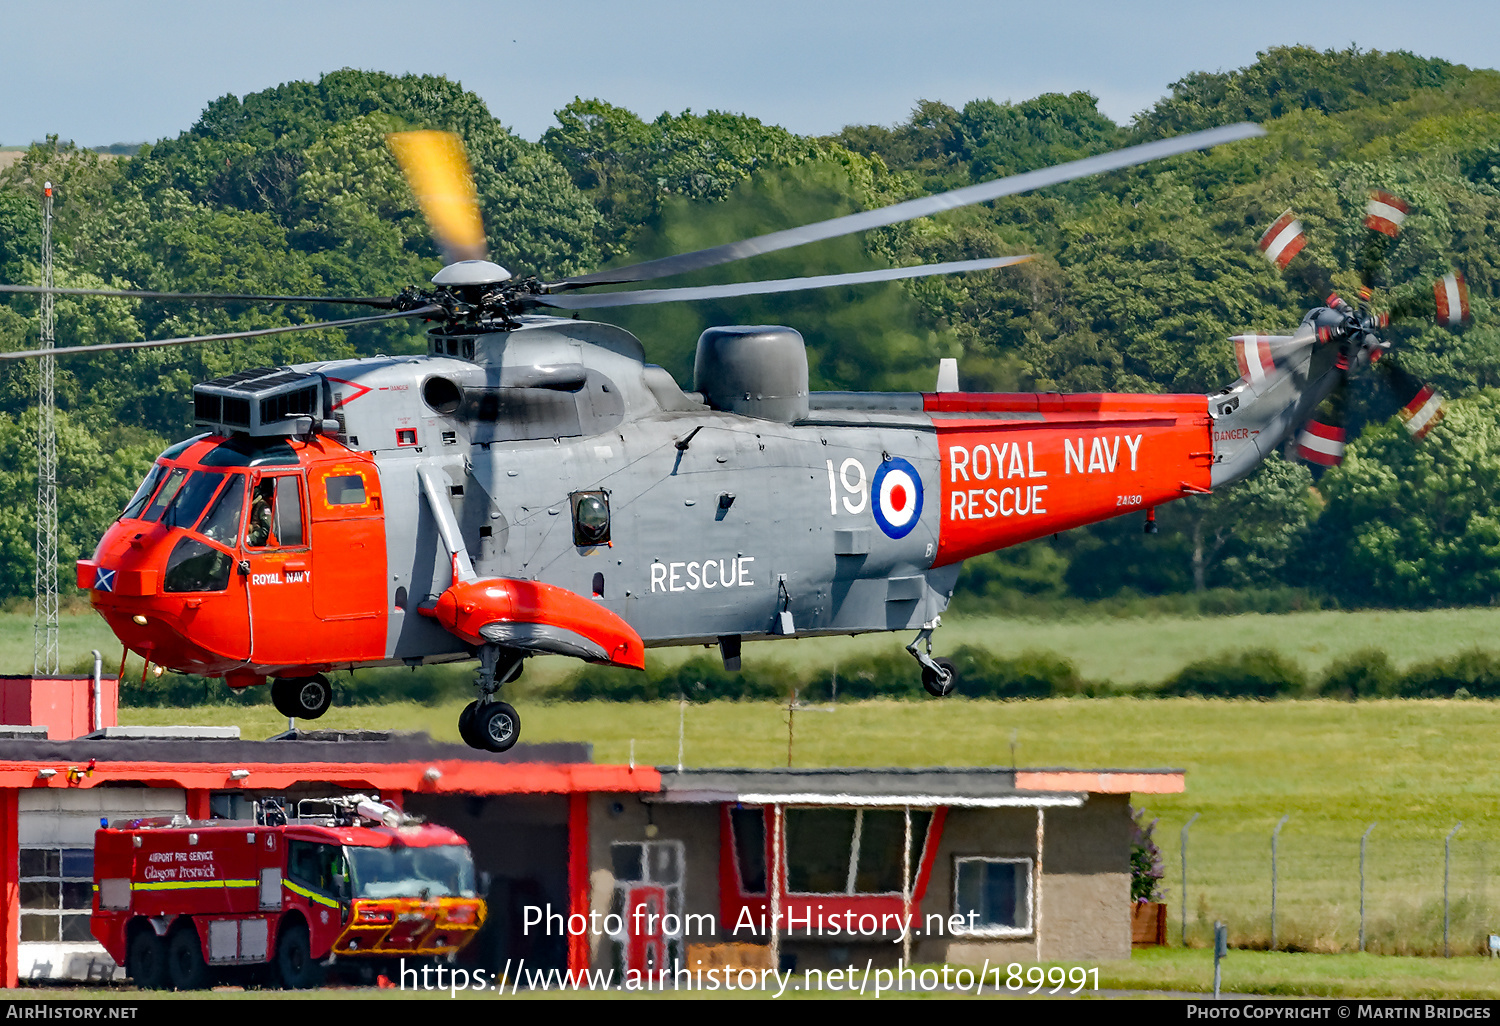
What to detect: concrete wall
<box><xmin>586</xmin><ymin>794</ymin><xmax>724</xmax><ymax>970</ymax></box>
<box><xmin>920</xmin><ymin>795</ymin><xmax>1133</xmax><ymax>965</ymax></box>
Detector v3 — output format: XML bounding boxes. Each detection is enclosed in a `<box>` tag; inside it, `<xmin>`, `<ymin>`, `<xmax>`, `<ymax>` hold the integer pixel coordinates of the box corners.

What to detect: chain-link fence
<box><xmin>1160</xmin><ymin>817</ymin><xmax>1496</xmax><ymax>956</ymax></box>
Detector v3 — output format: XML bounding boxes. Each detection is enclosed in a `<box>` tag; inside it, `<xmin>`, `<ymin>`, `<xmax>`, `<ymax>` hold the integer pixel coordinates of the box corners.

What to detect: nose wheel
<box><xmin>458</xmin><ymin>644</ymin><xmax>524</xmax><ymax>751</ymax></box>
<box><xmin>271</xmin><ymin>674</ymin><xmax>332</xmax><ymax>719</ymax></box>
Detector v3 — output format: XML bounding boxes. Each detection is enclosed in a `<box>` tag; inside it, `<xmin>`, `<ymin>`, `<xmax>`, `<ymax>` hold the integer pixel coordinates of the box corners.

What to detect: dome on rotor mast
<box><xmin>432</xmin><ymin>259</ymin><xmax>512</xmax><ymax>287</ymax></box>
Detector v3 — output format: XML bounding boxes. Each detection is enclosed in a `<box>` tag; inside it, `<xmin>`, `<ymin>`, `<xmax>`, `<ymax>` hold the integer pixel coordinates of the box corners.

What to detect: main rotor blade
<box><xmin>0</xmin><ymin>284</ymin><xmax>395</xmax><ymax>307</ymax></box>
<box><xmin>387</xmin><ymin>131</ymin><xmax>487</xmax><ymax>265</ymax></box>
<box><xmin>548</xmin><ymin>122</ymin><xmax>1265</xmax><ymax>292</ymax></box>
<box><xmin>0</xmin><ymin>305</ymin><xmax>441</xmax><ymax>362</ymax></box>
<box><xmin>529</xmin><ymin>256</ymin><xmax>1033</xmax><ymax>310</ymax></box>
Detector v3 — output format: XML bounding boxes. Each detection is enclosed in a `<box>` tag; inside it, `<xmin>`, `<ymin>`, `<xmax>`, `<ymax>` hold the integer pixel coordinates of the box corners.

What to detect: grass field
<box><xmin>124</xmin><ymin>694</ymin><xmax>1500</xmax><ymax>961</ymax></box>
<box><xmin>27</xmin><ymin>604</ymin><xmax>1500</xmax><ymax>689</ymax></box>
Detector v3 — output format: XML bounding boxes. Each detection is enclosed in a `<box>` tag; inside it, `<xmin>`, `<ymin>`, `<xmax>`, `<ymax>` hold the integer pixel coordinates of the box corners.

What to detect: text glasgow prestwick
<box><xmin>1188</xmin><ymin>1007</ymin><xmax>1491</xmax><ymax>1019</ymax></box>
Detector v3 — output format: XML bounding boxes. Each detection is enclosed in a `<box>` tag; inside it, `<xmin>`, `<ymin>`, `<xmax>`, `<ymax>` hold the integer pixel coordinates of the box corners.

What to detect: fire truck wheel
<box><xmin>458</xmin><ymin>701</ymin><xmax>482</xmax><ymax>748</ymax></box>
<box><xmin>271</xmin><ymin>675</ymin><xmax>332</xmax><ymax>720</ymax></box>
<box><xmin>166</xmin><ymin>928</ymin><xmax>213</xmax><ymax>991</ymax></box>
<box><xmin>126</xmin><ymin>929</ymin><xmax>168</xmax><ymax>990</ymax></box>
<box><xmin>276</xmin><ymin>920</ymin><xmax>326</xmax><ymax>989</ymax></box>
<box><xmin>921</xmin><ymin>658</ymin><xmax>959</xmax><ymax>698</ymax></box>
<box><xmin>476</xmin><ymin>701</ymin><xmax>520</xmax><ymax>753</ymax></box>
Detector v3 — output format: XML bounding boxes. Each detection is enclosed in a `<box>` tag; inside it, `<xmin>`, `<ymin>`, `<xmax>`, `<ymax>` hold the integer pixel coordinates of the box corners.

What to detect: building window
<box><xmin>953</xmin><ymin>856</ymin><xmax>1033</xmax><ymax>936</ymax></box>
<box><xmin>784</xmin><ymin>807</ymin><xmax>931</xmax><ymax>895</ymax></box>
<box><xmin>730</xmin><ymin>807</ymin><xmax>766</xmax><ymax>894</ymax></box>
<box><xmin>20</xmin><ymin>847</ymin><xmax>94</xmax><ymax>942</ymax></box>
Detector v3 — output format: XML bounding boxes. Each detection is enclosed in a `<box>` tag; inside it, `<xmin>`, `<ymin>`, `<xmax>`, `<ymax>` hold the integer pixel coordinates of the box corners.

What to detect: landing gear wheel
<box><xmin>458</xmin><ymin>701</ymin><xmax>482</xmax><ymax>748</ymax></box>
<box><xmin>275</xmin><ymin>920</ymin><xmax>325</xmax><ymax>989</ymax></box>
<box><xmin>126</xmin><ymin>929</ymin><xmax>168</xmax><ymax>990</ymax></box>
<box><xmin>475</xmin><ymin>701</ymin><xmax>521</xmax><ymax>753</ymax></box>
<box><xmin>166</xmin><ymin>928</ymin><xmax>212</xmax><ymax>991</ymax></box>
<box><xmin>922</xmin><ymin>657</ymin><xmax>958</xmax><ymax>698</ymax></box>
<box><xmin>271</xmin><ymin>674</ymin><xmax>332</xmax><ymax>720</ymax></box>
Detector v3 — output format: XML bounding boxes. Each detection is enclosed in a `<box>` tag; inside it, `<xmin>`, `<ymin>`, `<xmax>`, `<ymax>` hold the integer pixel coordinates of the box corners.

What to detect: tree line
<box><xmin>2</xmin><ymin>46</ymin><xmax>1499</xmax><ymax>610</ymax></box>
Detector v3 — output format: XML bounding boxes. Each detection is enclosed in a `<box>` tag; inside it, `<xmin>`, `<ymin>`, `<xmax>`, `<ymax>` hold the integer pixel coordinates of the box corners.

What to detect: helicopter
<box><xmin>0</xmin><ymin>122</ymin><xmax>1466</xmax><ymax>752</ymax></box>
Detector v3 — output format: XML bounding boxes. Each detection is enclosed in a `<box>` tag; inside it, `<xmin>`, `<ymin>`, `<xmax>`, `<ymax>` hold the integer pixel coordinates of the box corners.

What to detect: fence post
<box><xmin>1360</xmin><ymin>822</ymin><xmax>1377</xmax><ymax>952</ymax></box>
<box><xmin>1181</xmin><ymin>813</ymin><xmax>1200</xmax><ymax>946</ymax></box>
<box><xmin>1445</xmin><ymin>822</ymin><xmax>1463</xmax><ymax>958</ymax></box>
<box><xmin>1271</xmin><ymin>815</ymin><xmax>1289</xmax><ymax>951</ymax></box>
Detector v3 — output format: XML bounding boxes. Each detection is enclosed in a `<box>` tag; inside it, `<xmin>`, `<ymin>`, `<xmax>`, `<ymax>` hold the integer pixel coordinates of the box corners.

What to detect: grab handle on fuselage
<box><xmin>418</xmin><ymin>468</ymin><xmax>476</xmax><ymax>583</ymax></box>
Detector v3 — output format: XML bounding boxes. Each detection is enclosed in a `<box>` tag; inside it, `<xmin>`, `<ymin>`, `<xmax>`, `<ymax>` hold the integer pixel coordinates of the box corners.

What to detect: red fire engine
<box><xmin>91</xmin><ymin>795</ymin><xmax>486</xmax><ymax>989</ymax></box>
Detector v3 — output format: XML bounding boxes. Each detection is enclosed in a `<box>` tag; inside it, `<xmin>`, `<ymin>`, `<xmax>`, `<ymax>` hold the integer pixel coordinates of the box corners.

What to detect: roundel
<box><xmin>871</xmin><ymin>457</ymin><xmax>924</xmax><ymax>539</ymax></box>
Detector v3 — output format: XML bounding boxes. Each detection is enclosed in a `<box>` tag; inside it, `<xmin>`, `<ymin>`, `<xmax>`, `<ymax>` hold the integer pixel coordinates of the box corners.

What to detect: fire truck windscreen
<box><xmin>345</xmin><ymin>845</ymin><xmax>477</xmax><ymax>900</ymax></box>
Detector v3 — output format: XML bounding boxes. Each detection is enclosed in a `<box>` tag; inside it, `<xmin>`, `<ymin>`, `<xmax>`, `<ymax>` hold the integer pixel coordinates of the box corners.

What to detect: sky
<box><xmin>2</xmin><ymin>1</ymin><xmax>1499</xmax><ymax>148</ymax></box>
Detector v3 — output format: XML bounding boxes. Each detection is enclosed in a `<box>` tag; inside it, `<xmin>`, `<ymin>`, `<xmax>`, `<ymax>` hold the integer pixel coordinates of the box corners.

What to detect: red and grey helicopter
<box><xmin>0</xmin><ymin>123</ymin><xmax>1468</xmax><ymax>751</ymax></box>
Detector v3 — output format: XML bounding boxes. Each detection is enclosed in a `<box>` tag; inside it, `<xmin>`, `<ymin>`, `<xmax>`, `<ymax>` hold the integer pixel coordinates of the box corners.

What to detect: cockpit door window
<box><xmin>245</xmin><ymin>474</ymin><xmax>307</xmax><ymax>549</ymax></box>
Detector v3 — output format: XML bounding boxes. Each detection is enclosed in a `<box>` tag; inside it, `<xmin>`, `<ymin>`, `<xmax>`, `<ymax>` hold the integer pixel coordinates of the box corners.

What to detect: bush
<box><xmin>948</xmin><ymin>645</ymin><xmax>1088</xmax><ymax>698</ymax></box>
<box><xmin>1317</xmin><ymin>649</ymin><xmax>1400</xmax><ymax>699</ymax></box>
<box><xmin>1163</xmin><ymin>648</ymin><xmax>1307</xmax><ymax>698</ymax></box>
<box><xmin>1397</xmin><ymin>650</ymin><xmax>1500</xmax><ymax>698</ymax></box>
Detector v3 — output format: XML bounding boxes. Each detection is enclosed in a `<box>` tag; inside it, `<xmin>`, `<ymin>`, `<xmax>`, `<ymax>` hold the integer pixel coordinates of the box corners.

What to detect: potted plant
<box><xmin>1130</xmin><ymin>807</ymin><xmax>1168</xmax><ymax>946</ymax></box>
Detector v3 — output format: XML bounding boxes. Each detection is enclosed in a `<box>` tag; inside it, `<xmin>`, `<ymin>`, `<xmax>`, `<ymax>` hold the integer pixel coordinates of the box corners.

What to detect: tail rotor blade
<box><xmin>1364</xmin><ymin>190</ymin><xmax>1408</xmax><ymax>239</ymax></box>
<box><xmin>1258</xmin><ymin>209</ymin><xmax>1307</xmax><ymax>270</ymax></box>
<box><xmin>1434</xmin><ymin>270</ymin><xmax>1471</xmax><ymax>327</ymax></box>
<box><xmin>387</xmin><ymin>131</ymin><xmax>487</xmax><ymax>265</ymax></box>
<box><xmin>1294</xmin><ymin>378</ymin><xmax>1350</xmax><ymax>469</ymax></box>
<box><xmin>1380</xmin><ymin>358</ymin><xmax>1448</xmax><ymax>440</ymax></box>
<box><xmin>1358</xmin><ymin>190</ymin><xmax>1408</xmax><ymax>290</ymax></box>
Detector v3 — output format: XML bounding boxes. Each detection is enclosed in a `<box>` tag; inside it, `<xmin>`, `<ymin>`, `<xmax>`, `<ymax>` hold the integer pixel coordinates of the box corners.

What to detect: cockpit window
<box><xmin>162</xmin><ymin>471</ymin><xmax>226</xmax><ymax>531</ymax></box>
<box><xmin>120</xmin><ymin>464</ymin><xmax>168</xmax><ymax>521</ymax></box>
<box><xmin>140</xmin><ymin>468</ymin><xmax>188</xmax><ymax>523</ymax></box>
<box><xmin>197</xmin><ymin>475</ymin><xmax>246</xmax><ymax>545</ymax></box>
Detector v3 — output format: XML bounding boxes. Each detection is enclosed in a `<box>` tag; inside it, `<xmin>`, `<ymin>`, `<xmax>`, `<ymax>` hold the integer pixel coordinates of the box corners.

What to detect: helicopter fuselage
<box><xmin>77</xmin><ymin>316</ymin><xmax>1228</xmax><ymax>685</ymax></box>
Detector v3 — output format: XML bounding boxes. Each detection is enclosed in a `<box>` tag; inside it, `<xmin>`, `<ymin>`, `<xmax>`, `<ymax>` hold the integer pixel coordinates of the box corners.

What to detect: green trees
<box><xmin>2</xmin><ymin>50</ymin><xmax>1500</xmax><ymax>607</ymax></box>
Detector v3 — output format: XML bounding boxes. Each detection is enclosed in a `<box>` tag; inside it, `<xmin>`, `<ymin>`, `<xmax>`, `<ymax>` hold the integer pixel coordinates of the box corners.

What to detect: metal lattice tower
<box><xmin>33</xmin><ymin>181</ymin><xmax>58</xmax><ymax>676</ymax></box>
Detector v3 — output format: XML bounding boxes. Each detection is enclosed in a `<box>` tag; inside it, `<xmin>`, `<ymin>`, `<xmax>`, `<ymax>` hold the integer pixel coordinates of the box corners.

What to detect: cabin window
<box><xmin>952</xmin><ymin>856</ymin><xmax>1032</xmax><ymax>936</ymax></box>
<box><xmin>287</xmin><ymin>841</ymin><xmax>348</xmax><ymax>900</ymax></box>
<box><xmin>325</xmin><ymin>474</ymin><xmax>367</xmax><ymax>506</ymax></box>
<box><xmin>572</xmin><ymin>491</ymin><xmax>610</xmax><ymax>546</ymax></box>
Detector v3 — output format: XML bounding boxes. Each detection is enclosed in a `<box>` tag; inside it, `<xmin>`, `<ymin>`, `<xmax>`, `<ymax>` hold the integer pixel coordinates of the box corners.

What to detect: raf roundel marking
<box><xmin>872</xmin><ymin>457</ymin><xmax>923</xmax><ymax>539</ymax></box>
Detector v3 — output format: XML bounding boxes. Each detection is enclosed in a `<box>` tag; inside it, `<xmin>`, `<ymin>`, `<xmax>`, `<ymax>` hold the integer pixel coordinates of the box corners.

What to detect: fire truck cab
<box><xmin>91</xmin><ymin>795</ymin><xmax>485</xmax><ymax>989</ymax></box>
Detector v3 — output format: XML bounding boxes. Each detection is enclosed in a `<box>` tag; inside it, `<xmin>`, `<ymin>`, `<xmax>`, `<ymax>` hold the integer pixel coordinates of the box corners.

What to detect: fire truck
<box><xmin>91</xmin><ymin>795</ymin><xmax>486</xmax><ymax>989</ymax></box>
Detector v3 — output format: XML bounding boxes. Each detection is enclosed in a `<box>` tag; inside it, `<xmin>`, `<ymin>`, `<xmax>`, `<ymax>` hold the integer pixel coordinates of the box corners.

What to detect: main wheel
<box><xmin>921</xmin><ymin>658</ymin><xmax>958</xmax><ymax>698</ymax></box>
<box><xmin>475</xmin><ymin>701</ymin><xmax>521</xmax><ymax>753</ymax></box>
<box><xmin>126</xmin><ymin>928</ymin><xmax>168</xmax><ymax>990</ymax></box>
<box><xmin>166</xmin><ymin>927</ymin><xmax>212</xmax><ymax>991</ymax></box>
<box><xmin>271</xmin><ymin>674</ymin><xmax>332</xmax><ymax>720</ymax></box>
<box><xmin>275</xmin><ymin>920</ymin><xmax>325</xmax><ymax>989</ymax></box>
<box><xmin>458</xmin><ymin>700</ymin><xmax>482</xmax><ymax>749</ymax></box>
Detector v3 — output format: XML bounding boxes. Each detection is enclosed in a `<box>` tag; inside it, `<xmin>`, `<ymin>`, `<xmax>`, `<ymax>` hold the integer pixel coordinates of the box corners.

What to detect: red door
<box><xmin>626</xmin><ymin>886</ymin><xmax>667</xmax><ymax>979</ymax></box>
<box><xmin>306</xmin><ymin>461</ymin><xmax>386</xmax><ymax>659</ymax></box>
<box><xmin>243</xmin><ymin>471</ymin><xmax>316</xmax><ymax>669</ymax></box>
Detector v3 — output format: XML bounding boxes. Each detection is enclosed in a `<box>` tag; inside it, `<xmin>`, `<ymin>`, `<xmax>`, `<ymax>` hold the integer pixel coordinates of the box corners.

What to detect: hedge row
<box><xmin>118</xmin><ymin>646</ymin><xmax>1500</xmax><ymax>707</ymax></box>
